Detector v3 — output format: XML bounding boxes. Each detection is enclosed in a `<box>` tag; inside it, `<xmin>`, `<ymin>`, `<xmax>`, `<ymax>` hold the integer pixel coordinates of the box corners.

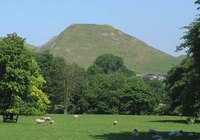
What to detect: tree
<box><xmin>165</xmin><ymin>58</ymin><xmax>194</xmax><ymax>115</ymax></box>
<box><xmin>80</xmin><ymin>54</ymin><xmax>158</xmax><ymax>115</ymax></box>
<box><xmin>88</xmin><ymin>54</ymin><xmax>135</xmax><ymax>76</ymax></box>
<box><xmin>165</xmin><ymin>0</ymin><xmax>200</xmax><ymax>119</ymax></box>
<box><xmin>81</xmin><ymin>72</ymin><xmax>126</xmax><ymax>114</ymax></box>
<box><xmin>62</xmin><ymin>63</ymin><xmax>87</xmax><ymax>114</ymax></box>
<box><xmin>35</xmin><ymin>51</ymin><xmax>65</xmax><ymax>113</ymax></box>
<box><xmin>120</xmin><ymin>77</ymin><xmax>156</xmax><ymax>115</ymax></box>
<box><xmin>144</xmin><ymin>78</ymin><xmax>168</xmax><ymax>114</ymax></box>
<box><xmin>0</xmin><ymin>33</ymin><xmax>50</xmax><ymax>122</ymax></box>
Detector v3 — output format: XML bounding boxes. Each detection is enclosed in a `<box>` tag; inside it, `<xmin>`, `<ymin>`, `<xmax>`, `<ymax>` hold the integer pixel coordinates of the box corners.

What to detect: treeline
<box><xmin>35</xmin><ymin>51</ymin><xmax>168</xmax><ymax>115</ymax></box>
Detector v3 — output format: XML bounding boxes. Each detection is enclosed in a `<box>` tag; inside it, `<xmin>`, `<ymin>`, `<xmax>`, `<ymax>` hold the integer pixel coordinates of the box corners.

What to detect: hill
<box><xmin>38</xmin><ymin>24</ymin><xmax>183</xmax><ymax>73</ymax></box>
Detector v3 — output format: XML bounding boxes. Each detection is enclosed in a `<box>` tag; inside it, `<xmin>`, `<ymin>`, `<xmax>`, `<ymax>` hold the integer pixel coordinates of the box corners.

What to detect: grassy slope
<box><xmin>0</xmin><ymin>115</ymin><xmax>199</xmax><ymax>140</ymax></box>
<box><xmin>39</xmin><ymin>24</ymin><xmax>183</xmax><ymax>73</ymax></box>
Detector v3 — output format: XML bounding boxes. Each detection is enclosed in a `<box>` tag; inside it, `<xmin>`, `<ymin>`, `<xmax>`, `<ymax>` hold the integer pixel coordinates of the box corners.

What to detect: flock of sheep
<box><xmin>35</xmin><ymin>114</ymin><xmax>79</xmax><ymax>125</ymax></box>
<box><xmin>36</xmin><ymin>116</ymin><xmax>54</xmax><ymax>124</ymax></box>
<box><xmin>131</xmin><ymin>128</ymin><xmax>200</xmax><ymax>140</ymax></box>
<box><xmin>113</xmin><ymin>121</ymin><xmax>199</xmax><ymax>140</ymax></box>
<box><xmin>35</xmin><ymin>116</ymin><xmax>199</xmax><ymax>139</ymax></box>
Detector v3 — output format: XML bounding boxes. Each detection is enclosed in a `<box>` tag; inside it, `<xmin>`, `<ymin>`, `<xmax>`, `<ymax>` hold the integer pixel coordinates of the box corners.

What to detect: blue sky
<box><xmin>0</xmin><ymin>0</ymin><xmax>198</xmax><ymax>56</ymax></box>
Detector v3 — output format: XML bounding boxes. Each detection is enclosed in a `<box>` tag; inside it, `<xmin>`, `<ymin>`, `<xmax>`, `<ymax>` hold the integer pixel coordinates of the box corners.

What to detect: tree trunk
<box><xmin>64</xmin><ymin>106</ymin><xmax>68</xmax><ymax>114</ymax></box>
<box><xmin>64</xmin><ymin>89</ymin><xmax>70</xmax><ymax>114</ymax></box>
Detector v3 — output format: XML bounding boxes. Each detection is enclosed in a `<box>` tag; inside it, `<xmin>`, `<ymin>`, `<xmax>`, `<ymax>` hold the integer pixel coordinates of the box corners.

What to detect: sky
<box><xmin>0</xmin><ymin>0</ymin><xmax>198</xmax><ymax>56</ymax></box>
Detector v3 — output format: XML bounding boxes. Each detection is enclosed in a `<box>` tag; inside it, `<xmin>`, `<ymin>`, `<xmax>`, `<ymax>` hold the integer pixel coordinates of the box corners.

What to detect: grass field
<box><xmin>0</xmin><ymin>115</ymin><xmax>199</xmax><ymax>140</ymax></box>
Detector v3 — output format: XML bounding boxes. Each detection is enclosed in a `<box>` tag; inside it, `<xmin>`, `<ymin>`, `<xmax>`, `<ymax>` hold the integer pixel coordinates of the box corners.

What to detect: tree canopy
<box><xmin>0</xmin><ymin>33</ymin><xmax>50</xmax><ymax>122</ymax></box>
<box><xmin>165</xmin><ymin>1</ymin><xmax>200</xmax><ymax>119</ymax></box>
<box><xmin>87</xmin><ymin>54</ymin><xmax>135</xmax><ymax>76</ymax></box>
<box><xmin>35</xmin><ymin>51</ymin><xmax>65</xmax><ymax>112</ymax></box>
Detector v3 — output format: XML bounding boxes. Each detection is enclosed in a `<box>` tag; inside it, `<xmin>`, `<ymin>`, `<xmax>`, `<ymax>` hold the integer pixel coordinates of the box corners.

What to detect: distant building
<box><xmin>136</xmin><ymin>73</ymin><xmax>166</xmax><ymax>81</ymax></box>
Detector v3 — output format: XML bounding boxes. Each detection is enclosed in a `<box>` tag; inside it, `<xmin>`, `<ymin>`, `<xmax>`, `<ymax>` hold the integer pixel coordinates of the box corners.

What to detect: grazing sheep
<box><xmin>148</xmin><ymin>129</ymin><xmax>158</xmax><ymax>136</ymax></box>
<box><xmin>168</xmin><ymin>130</ymin><xmax>183</xmax><ymax>137</ymax></box>
<box><xmin>168</xmin><ymin>131</ymin><xmax>176</xmax><ymax>136</ymax></box>
<box><xmin>176</xmin><ymin>130</ymin><xmax>183</xmax><ymax>136</ymax></box>
<box><xmin>131</xmin><ymin>129</ymin><xmax>139</xmax><ymax>136</ymax></box>
<box><xmin>42</xmin><ymin>116</ymin><xmax>52</xmax><ymax>121</ymax></box>
<box><xmin>36</xmin><ymin>119</ymin><xmax>45</xmax><ymax>124</ymax></box>
<box><xmin>113</xmin><ymin>120</ymin><xmax>118</xmax><ymax>126</ymax></box>
<box><xmin>50</xmin><ymin>120</ymin><xmax>54</xmax><ymax>124</ymax></box>
<box><xmin>188</xmin><ymin>132</ymin><xmax>196</xmax><ymax>137</ymax></box>
<box><xmin>157</xmin><ymin>138</ymin><xmax>170</xmax><ymax>140</ymax></box>
<box><xmin>73</xmin><ymin>115</ymin><xmax>79</xmax><ymax>118</ymax></box>
<box><xmin>152</xmin><ymin>134</ymin><xmax>162</xmax><ymax>139</ymax></box>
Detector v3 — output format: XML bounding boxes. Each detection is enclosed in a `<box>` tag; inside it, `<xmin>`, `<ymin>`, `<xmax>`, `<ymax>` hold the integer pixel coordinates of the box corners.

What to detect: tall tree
<box><xmin>62</xmin><ymin>63</ymin><xmax>87</xmax><ymax>114</ymax></box>
<box><xmin>165</xmin><ymin>1</ymin><xmax>200</xmax><ymax>118</ymax></box>
<box><xmin>121</xmin><ymin>77</ymin><xmax>156</xmax><ymax>115</ymax></box>
<box><xmin>165</xmin><ymin>58</ymin><xmax>194</xmax><ymax>115</ymax></box>
<box><xmin>35</xmin><ymin>51</ymin><xmax>65</xmax><ymax>112</ymax></box>
<box><xmin>81</xmin><ymin>72</ymin><xmax>126</xmax><ymax>114</ymax></box>
<box><xmin>0</xmin><ymin>33</ymin><xmax>50</xmax><ymax>122</ymax></box>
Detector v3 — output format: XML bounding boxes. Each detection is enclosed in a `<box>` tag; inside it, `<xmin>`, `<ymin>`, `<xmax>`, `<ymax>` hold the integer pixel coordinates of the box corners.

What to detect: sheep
<box><xmin>131</xmin><ymin>129</ymin><xmax>139</xmax><ymax>136</ymax></box>
<box><xmin>113</xmin><ymin>120</ymin><xmax>118</xmax><ymax>126</ymax></box>
<box><xmin>42</xmin><ymin>116</ymin><xmax>52</xmax><ymax>121</ymax></box>
<box><xmin>188</xmin><ymin>132</ymin><xmax>196</xmax><ymax>137</ymax></box>
<box><xmin>152</xmin><ymin>134</ymin><xmax>162</xmax><ymax>139</ymax></box>
<box><xmin>36</xmin><ymin>118</ymin><xmax>45</xmax><ymax>124</ymax></box>
<box><xmin>157</xmin><ymin>138</ymin><xmax>170</xmax><ymax>140</ymax></box>
<box><xmin>168</xmin><ymin>131</ymin><xmax>176</xmax><ymax>136</ymax></box>
<box><xmin>50</xmin><ymin>120</ymin><xmax>54</xmax><ymax>124</ymax></box>
<box><xmin>148</xmin><ymin>129</ymin><xmax>158</xmax><ymax>136</ymax></box>
<box><xmin>168</xmin><ymin>130</ymin><xmax>183</xmax><ymax>137</ymax></box>
<box><xmin>73</xmin><ymin>115</ymin><xmax>79</xmax><ymax>118</ymax></box>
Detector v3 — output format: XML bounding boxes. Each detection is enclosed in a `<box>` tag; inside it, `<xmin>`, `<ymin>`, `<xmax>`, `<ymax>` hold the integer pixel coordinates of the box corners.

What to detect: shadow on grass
<box><xmin>149</xmin><ymin>119</ymin><xmax>200</xmax><ymax>124</ymax></box>
<box><xmin>90</xmin><ymin>131</ymin><xmax>200</xmax><ymax>140</ymax></box>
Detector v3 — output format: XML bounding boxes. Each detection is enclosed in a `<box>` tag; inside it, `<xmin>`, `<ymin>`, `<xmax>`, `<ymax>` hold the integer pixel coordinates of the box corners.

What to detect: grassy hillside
<box><xmin>0</xmin><ymin>115</ymin><xmax>199</xmax><ymax>140</ymax></box>
<box><xmin>38</xmin><ymin>24</ymin><xmax>183</xmax><ymax>73</ymax></box>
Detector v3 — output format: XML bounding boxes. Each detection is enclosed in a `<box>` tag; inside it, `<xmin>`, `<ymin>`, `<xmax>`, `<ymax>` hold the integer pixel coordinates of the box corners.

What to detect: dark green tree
<box><xmin>165</xmin><ymin>58</ymin><xmax>194</xmax><ymax>115</ymax></box>
<box><xmin>35</xmin><ymin>51</ymin><xmax>65</xmax><ymax>113</ymax></box>
<box><xmin>88</xmin><ymin>54</ymin><xmax>135</xmax><ymax>76</ymax></box>
<box><xmin>144</xmin><ymin>78</ymin><xmax>168</xmax><ymax>114</ymax></box>
<box><xmin>62</xmin><ymin>63</ymin><xmax>87</xmax><ymax>114</ymax></box>
<box><xmin>165</xmin><ymin>0</ymin><xmax>200</xmax><ymax>119</ymax></box>
<box><xmin>120</xmin><ymin>77</ymin><xmax>156</xmax><ymax>115</ymax></box>
<box><xmin>81</xmin><ymin>72</ymin><xmax>126</xmax><ymax>114</ymax></box>
<box><xmin>0</xmin><ymin>33</ymin><xmax>50</xmax><ymax>122</ymax></box>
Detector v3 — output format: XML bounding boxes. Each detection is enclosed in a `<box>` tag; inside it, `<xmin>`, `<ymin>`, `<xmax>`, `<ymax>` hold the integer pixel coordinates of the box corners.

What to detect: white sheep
<box><xmin>131</xmin><ymin>129</ymin><xmax>139</xmax><ymax>136</ymax></box>
<box><xmin>50</xmin><ymin>120</ymin><xmax>54</xmax><ymax>124</ymax></box>
<box><xmin>36</xmin><ymin>118</ymin><xmax>45</xmax><ymax>124</ymax></box>
<box><xmin>152</xmin><ymin>134</ymin><xmax>162</xmax><ymax>139</ymax></box>
<box><xmin>168</xmin><ymin>131</ymin><xmax>176</xmax><ymax>136</ymax></box>
<box><xmin>113</xmin><ymin>120</ymin><xmax>118</xmax><ymax>126</ymax></box>
<box><xmin>188</xmin><ymin>132</ymin><xmax>196</xmax><ymax>137</ymax></box>
<box><xmin>168</xmin><ymin>130</ymin><xmax>183</xmax><ymax>137</ymax></box>
<box><xmin>73</xmin><ymin>115</ymin><xmax>79</xmax><ymax>118</ymax></box>
<box><xmin>148</xmin><ymin>129</ymin><xmax>157</xmax><ymax>136</ymax></box>
<box><xmin>157</xmin><ymin>138</ymin><xmax>170</xmax><ymax>140</ymax></box>
<box><xmin>42</xmin><ymin>116</ymin><xmax>52</xmax><ymax>121</ymax></box>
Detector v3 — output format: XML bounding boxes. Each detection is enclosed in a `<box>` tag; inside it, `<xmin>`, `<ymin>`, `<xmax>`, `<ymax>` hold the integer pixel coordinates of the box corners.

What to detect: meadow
<box><xmin>0</xmin><ymin>114</ymin><xmax>199</xmax><ymax>140</ymax></box>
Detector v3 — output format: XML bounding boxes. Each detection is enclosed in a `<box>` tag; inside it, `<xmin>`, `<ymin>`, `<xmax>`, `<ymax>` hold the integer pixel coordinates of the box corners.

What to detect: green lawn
<box><xmin>0</xmin><ymin>115</ymin><xmax>199</xmax><ymax>140</ymax></box>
